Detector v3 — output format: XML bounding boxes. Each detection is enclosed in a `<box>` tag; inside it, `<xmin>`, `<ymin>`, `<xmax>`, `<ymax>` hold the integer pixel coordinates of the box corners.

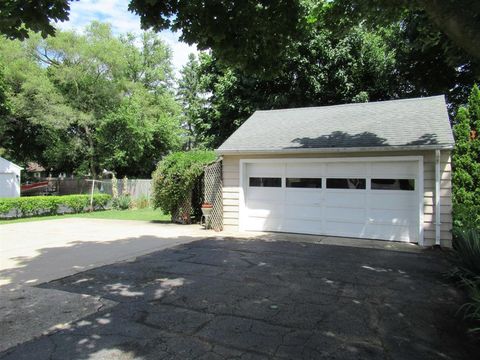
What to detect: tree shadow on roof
<box><xmin>405</xmin><ymin>133</ymin><xmax>439</xmax><ymax>145</ymax></box>
<box><xmin>288</xmin><ymin>131</ymin><xmax>389</xmax><ymax>148</ymax></box>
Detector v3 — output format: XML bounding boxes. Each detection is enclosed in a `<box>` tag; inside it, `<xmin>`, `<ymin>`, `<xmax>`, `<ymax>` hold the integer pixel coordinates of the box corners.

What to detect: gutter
<box><xmin>435</xmin><ymin>149</ymin><xmax>441</xmax><ymax>246</ymax></box>
<box><xmin>215</xmin><ymin>144</ymin><xmax>454</xmax><ymax>156</ymax></box>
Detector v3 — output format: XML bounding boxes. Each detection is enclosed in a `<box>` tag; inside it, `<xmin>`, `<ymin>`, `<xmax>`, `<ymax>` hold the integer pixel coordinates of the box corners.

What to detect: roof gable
<box><xmin>0</xmin><ymin>156</ymin><xmax>22</xmax><ymax>172</ymax></box>
<box><xmin>217</xmin><ymin>96</ymin><xmax>454</xmax><ymax>154</ymax></box>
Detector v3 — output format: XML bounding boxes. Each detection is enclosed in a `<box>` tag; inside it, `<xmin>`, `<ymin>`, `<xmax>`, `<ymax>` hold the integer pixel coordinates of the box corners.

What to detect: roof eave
<box><xmin>215</xmin><ymin>144</ymin><xmax>454</xmax><ymax>155</ymax></box>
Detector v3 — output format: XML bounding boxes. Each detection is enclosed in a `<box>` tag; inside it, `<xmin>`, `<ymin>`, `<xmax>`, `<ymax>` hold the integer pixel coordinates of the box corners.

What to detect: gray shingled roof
<box><xmin>216</xmin><ymin>95</ymin><xmax>454</xmax><ymax>154</ymax></box>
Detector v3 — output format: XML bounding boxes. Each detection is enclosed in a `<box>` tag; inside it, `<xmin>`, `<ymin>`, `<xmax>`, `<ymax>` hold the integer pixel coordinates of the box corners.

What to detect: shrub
<box><xmin>450</xmin><ymin>228</ymin><xmax>480</xmax><ymax>282</ymax></box>
<box><xmin>151</xmin><ymin>150</ymin><xmax>216</xmax><ymax>223</ymax></box>
<box><xmin>452</xmin><ymin>85</ymin><xmax>480</xmax><ymax>230</ymax></box>
<box><xmin>459</xmin><ymin>278</ymin><xmax>480</xmax><ymax>333</ymax></box>
<box><xmin>453</xmin><ymin>203</ymin><xmax>480</xmax><ymax>230</ymax></box>
<box><xmin>93</xmin><ymin>193</ymin><xmax>110</xmax><ymax>209</ymax></box>
<box><xmin>0</xmin><ymin>194</ymin><xmax>111</xmax><ymax>218</ymax></box>
<box><xmin>134</xmin><ymin>195</ymin><xmax>149</xmax><ymax>209</ymax></box>
<box><xmin>450</xmin><ymin>228</ymin><xmax>480</xmax><ymax>333</ymax></box>
<box><xmin>112</xmin><ymin>194</ymin><xmax>131</xmax><ymax>210</ymax></box>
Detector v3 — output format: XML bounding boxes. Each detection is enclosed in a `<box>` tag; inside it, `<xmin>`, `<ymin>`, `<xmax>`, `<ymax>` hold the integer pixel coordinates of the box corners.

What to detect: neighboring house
<box><xmin>216</xmin><ymin>95</ymin><xmax>454</xmax><ymax>247</ymax></box>
<box><xmin>0</xmin><ymin>156</ymin><xmax>22</xmax><ymax>198</ymax></box>
<box><xmin>26</xmin><ymin>162</ymin><xmax>47</xmax><ymax>179</ymax></box>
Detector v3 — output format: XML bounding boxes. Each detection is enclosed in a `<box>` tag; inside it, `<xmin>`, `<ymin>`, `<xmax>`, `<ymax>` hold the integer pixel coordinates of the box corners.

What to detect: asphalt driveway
<box><xmin>1</xmin><ymin>237</ymin><xmax>479</xmax><ymax>359</ymax></box>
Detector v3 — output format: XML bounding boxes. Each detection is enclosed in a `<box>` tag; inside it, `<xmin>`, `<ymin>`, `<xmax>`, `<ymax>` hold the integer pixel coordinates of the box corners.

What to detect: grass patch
<box><xmin>0</xmin><ymin>208</ymin><xmax>170</xmax><ymax>225</ymax></box>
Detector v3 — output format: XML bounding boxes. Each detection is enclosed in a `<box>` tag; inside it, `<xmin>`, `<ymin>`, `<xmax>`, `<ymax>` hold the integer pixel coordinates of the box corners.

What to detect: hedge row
<box><xmin>0</xmin><ymin>194</ymin><xmax>111</xmax><ymax>218</ymax></box>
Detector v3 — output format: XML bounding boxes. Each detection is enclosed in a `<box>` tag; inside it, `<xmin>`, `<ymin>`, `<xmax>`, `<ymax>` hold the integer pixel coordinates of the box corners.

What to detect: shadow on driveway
<box><xmin>1</xmin><ymin>237</ymin><xmax>479</xmax><ymax>359</ymax></box>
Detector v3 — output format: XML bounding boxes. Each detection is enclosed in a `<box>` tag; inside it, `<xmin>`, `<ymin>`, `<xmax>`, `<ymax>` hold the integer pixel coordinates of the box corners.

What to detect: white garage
<box><xmin>0</xmin><ymin>156</ymin><xmax>22</xmax><ymax>198</ymax></box>
<box><xmin>216</xmin><ymin>96</ymin><xmax>455</xmax><ymax>247</ymax></box>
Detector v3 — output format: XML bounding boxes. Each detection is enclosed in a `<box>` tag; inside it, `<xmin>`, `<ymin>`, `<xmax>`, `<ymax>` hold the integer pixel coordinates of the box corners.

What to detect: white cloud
<box><xmin>55</xmin><ymin>0</ymin><xmax>197</xmax><ymax>77</ymax></box>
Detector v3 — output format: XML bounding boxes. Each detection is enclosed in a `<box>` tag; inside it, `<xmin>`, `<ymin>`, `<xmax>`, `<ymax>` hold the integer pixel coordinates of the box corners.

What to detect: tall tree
<box><xmin>177</xmin><ymin>54</ymin><xmax>211</xmax><ymax>149</ymax></box>
<box><xmin>0</xmin><ymin>22</ymin><xmax>182</xmax><ymax>177</ymax></box>
<box><xmin>0</xmin><ymin>65</ymin><xmax>10</xmax><ymax>146</ymax></box>
<box><xmin>452</xmin><ymin>84</ymin><xmax>480</xmax><ymax>227</ymax></box>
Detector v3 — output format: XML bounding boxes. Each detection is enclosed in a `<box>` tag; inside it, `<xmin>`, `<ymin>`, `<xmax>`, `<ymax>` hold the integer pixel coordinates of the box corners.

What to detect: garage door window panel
<box><xmin>286</xmin><ymin>178</ymin><xmax>322</xmax><ymax>188</ymax></box>
<box><xmin>371</xmin><ymin>179</ymin><xmax>415</xmax><ymax>191</ymax></box>
<box><xmin>326</xmin><ymin>178</ymin><xmax>366</xmax><ymax>189</ymax></box>
<box><xmin>249</xmin><ymin>177</ymin><xmax>282</xmax><ymax>187</ymax></box>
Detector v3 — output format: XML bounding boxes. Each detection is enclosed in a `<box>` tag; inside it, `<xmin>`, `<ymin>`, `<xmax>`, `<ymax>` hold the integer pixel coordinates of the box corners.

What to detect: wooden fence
<box><xmin>38</xmin><ymin>178</ymin><xmax>152</xmax><ymax>199</ymax></box>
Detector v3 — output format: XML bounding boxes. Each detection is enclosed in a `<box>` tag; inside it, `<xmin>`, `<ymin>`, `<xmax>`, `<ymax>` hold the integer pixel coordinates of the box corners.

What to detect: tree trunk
<box><xmin>418</xmin><ymin>0</ymin><xmax>480</xmax><ymax>62</ymax></box>
<box><xmin>84</xmin><ymin>125</ymin><xmax>96</xmax><ymax>177</ymax></box>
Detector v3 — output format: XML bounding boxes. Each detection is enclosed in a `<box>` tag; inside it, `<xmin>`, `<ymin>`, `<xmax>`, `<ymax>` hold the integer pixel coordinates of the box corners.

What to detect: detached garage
<box><xmin>216</xmin><ymin>96</ymin><xmax>454</xmax><ymax>247</ymax></box>
<box><xmin>0</xmin><ymin>156</ymin><xmax>22</xmax><ymax>198</ymax></box>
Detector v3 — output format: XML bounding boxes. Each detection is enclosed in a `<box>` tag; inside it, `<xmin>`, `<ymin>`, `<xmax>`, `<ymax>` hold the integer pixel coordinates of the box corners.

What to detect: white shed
<box><xmin>0</xmin><ymin>156</ymin><xmax>22</xmax><ymax>198</ymax></box>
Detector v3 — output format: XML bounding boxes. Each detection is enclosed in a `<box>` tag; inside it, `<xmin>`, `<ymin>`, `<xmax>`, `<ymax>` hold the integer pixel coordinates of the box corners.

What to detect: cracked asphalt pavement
<box><xmin>1</xmin><ymin>237</ymin><xmax>479</xmax><ymax>359</ymax></box>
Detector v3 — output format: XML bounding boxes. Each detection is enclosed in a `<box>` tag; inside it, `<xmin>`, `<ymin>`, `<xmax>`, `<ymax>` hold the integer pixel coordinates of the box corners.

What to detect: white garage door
<box><xmin>242</xmin><ymin>159</ymin><xmax>421</xmax><ymax>242</ymax></box>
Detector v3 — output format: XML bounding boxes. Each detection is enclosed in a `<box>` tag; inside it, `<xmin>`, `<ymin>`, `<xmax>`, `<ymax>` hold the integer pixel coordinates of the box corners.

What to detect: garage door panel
<box><xmin>371</xmin><ymin>161</ymin><xmax>417</xmax><ymax>177</ymax></box>
<box><xmin>247</xmin><ymin>188</ymin><xmax>283</xmax><ymax>201</ymax></box>
<box><xmin>368</xmin><ymin>209</ymin><xmax>416</xmax><ymax>225</ymax></box>
<box><xmin>370</xmin><ymin>193</ymin><xmax>417</xmax><ymax>210</ymax></box>
<box><xmin>324</xmin><ymin>221</ymin><xmax>367</xmax><ymax>238</ymax></box>
<box><xmin>324</xmin><ymin>192</ymin><xmax>366</xmax><ymax>208</ymax></box>
<box><xmin>283</xmin><ymin>219</ymin><xmax>323</xmax><ymax>234</ymax></box>
<box><xmin>326</xmin><ymin>162</ymin><xmax>366</xmax><ymax>176</ymax></box>
<box><xmin>285</xmin><ymin>190</ymin><xmax>323</xmax><ymax>205</ymax></box>
<box><xmin>284</xmin><ymin>205</ymin><xmax>322</xmax><ymax>220</ymax></box>
<box><xmin>325</xmin><ymin>207</ymin><xmax>367</xmax><ymax>223</ymax></box>
<box><xmin>246</xmin><ymin>207</ymin><xmax>282</xmax><ymax>218</ymax></box>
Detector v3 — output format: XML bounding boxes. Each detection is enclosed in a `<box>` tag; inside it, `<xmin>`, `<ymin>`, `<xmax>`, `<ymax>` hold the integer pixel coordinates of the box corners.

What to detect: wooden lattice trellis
<box><xmin>203</xmin><ymin>160</ymin><xmax>223</xmax><ymax>231</ymax></box>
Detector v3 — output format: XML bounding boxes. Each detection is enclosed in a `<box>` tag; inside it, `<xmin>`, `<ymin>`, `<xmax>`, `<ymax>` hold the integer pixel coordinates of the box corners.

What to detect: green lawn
<box><xmin>0</xmin><ymin>208</ymin><xmax>170</xmax><ymax>225</ymax></box>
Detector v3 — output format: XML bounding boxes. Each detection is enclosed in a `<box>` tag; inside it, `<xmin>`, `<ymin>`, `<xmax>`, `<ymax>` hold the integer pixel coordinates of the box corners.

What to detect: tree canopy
<box><xmin>2</xmin><ymin>1</ymin><xmax>479</xmax><ymax>70</ymax></box>
<box><xmin>178</xmin><ymin>18</ymin><xmax>476</xmax><ymax>148</ymax></box>
<box><xmin>0</xmin><ymin>22</ymin><xmax>181</xmax><ymax>177</ymax></box>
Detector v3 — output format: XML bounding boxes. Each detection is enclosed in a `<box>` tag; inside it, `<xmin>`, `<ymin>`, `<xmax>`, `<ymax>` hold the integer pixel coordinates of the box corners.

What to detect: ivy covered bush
<box><xmin>152</xmin><ymin>150</ymin><xmax>216</xmax><ymax>223</ymax></box>
<box><xmin>0</xmin><ymin>194</ymin><xmax>111</xmax><ymax>218</ymax></box>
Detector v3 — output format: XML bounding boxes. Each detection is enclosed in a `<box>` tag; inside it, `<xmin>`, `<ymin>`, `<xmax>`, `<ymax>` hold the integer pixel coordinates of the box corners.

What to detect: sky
<box><xmin>56</xmin><ymin>0</ymin><xmax>198</xmax><ymax>77</ymax></box>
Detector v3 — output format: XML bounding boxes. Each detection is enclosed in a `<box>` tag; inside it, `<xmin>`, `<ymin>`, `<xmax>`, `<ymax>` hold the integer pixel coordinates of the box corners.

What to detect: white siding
<box><xmin>222</xmin><ymin>150</ymin><xmax>452</xmax><ymax>247</ymax></box>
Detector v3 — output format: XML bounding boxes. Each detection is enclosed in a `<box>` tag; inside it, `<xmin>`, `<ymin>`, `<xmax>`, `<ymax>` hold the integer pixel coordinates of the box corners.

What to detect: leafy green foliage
<box><xmin>0</xmin><ymin>22</ymin><xmax>182</xmax><ymax>177</ymax></box>
<box><xmin>460</xmin><ymin>278</ymin><xmax>480</xmax><ymax>333</ymax></box>
<box><xmin>134</xmin><ymin>195</ymin><xmax>150</xmax><ymax>209</ymax></box>
<box><xmin>184</xmin><ymin>23</ymin><xmax>447</xmax><ymax>148</ymax></box>
<box><xmin>450</xmin><ymin>228</ymin><xmax>480</xmax><ymax>332</ymax></box>
<box><xmin>0</xmin><ymin>65</ymin><xmax>11</xmax><ymax>145</ymax></box>
<box><xmin>451</xmin><ymin>228</ymin><xmax>480</xmax><ymax>281</ymax></box>
<box><xmin>452</xmin><ymin>85</ymin><xmax>480</xmax><ymax>229</ymax></box>
<box><xmin>177</xmin><ymin>54</ymin><xmax>212</xmax><ymax>149</ymax></box>
<box><xmin>151</xmin><ymin>150</ymin><xmax>216</xmax><ymax>220</ymax></box>
<box><xmin>0</xmin><ymin>194</ymin><xmax>111</xmax><ymax>218</ymax></box>
<box><xmin>128</xmin><ymin>0</ymin><xmax>480</xmax><ymax>70</ymax></box>
<box><xmin>130</xmin><ymin>0</ymin><xmax>303</xmax><ymax>72</ymax></box>
<box><xmin>112</xmin><ymin>195</ymin><xmax>132</xmax><ymax>210</ymax></box>
<box><xmin>0</xmin><ymin>0</ymin><xmax>72</xmax><ymax>40</ymax></box>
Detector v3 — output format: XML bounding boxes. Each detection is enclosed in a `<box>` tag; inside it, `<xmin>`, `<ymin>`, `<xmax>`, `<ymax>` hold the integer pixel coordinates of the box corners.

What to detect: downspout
<box><xmin>435</xmin><ymin>149</ymin><xmax>441</xmax><ymax>246</ymax></box>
